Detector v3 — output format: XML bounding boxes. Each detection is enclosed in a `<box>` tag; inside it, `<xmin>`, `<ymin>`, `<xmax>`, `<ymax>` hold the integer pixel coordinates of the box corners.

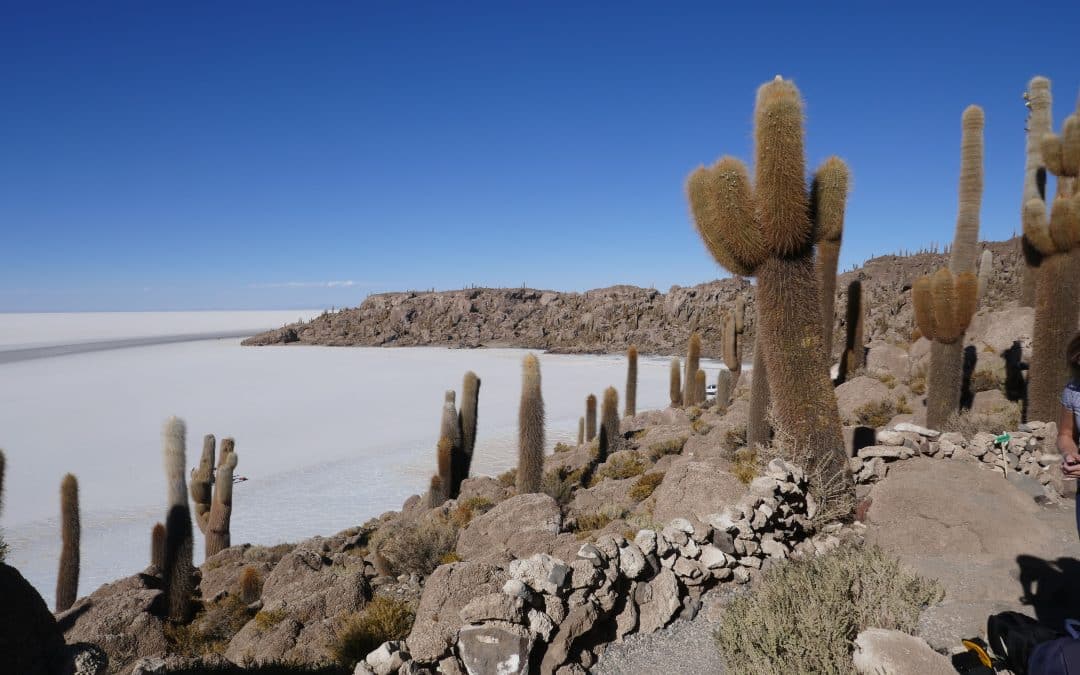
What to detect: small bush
<box><xmin>496</xmin><ymin>468</ymin><xmax>517</xmax><ymax>487</ymax></box>
<box><xmin>872</xmin><ymin>372</ymin><xmax>897</xmax><ymax>389</ymax></box>
<box><xmin>165</xmin><ymin>594</ymin><xmax>252</xmax><ymax>656</ymax></box>
<box><xmin>239</xmin><ymin>566</ymin><xmax>262</xmax><ymax>604</ymax></box>
<box><xmin>942</xmin><ymin>406</ymin><xmax>1021</xmax><ymax>436</ymax></box>
<box><xmin>629</xmin><ymin>472</ymin><xmax>664</xmax><ymax>501</ymax></box>
<box><xmin>254</xmin><ymin>608</ymin><xmax>287</xmax><ymax>632</ymax></box>
<box><xmin>553</xmin><ymin>442</ymin><xmax>575</xmax><ymax>454</ymax></box>
<box><xmin>715</xmin><ymin>542</ymin><xmax>944</xmax><ymax>675</ymax></box>
<box><xmin>439</xmin><ymin>551</ymin><xmax>461</xmax><ymax>565</ymax></box>
<box><xmin>853</xmin><ymin>399</ymin><xmax>903</xmax><ymax>428</ymax></box>
<box><xmin>691</xmin><ymin>418</ymin><xmax>713</xmax><ymax>435</ymax></box>
<box><xmin>573</xmin><ymin>506</ymin><xmax>624</xmax><ymax>537</ymax></box>
<box><xmin>369</xmin><ymin>516</ymin><xmax>459</xmax><ymax>577</ymax></box>
<box><xmin>761</xmin><ymin>428</ymin><xmax>854</xmax><ymax>528</ymax></box>
<box><xmin>329</xmin><ymin>596</ymin><xmax>416</xmax><ymax>667</ymax></box>
<box><xmin>731</xmin><ymin>447</ymin><xmax>760</xmax><ymax>485</ymax></box>
<box><xmin>646</xmin><ymin>436</ymin><xmax>687</xmax><ymax>460</ymax></box>
<box><xmin>450</xmin><ymin>496</ymin><xmax>494</xmax><ymax>528</ymax></box>
<box><xmin>542</xmin><ymin>467</ymin><xmax>583</xmax><ymax>505</ymax></box>
<box><xmin>588</xmin><ymin>454</ymin><xmax>647</xmax><ymax>486</ymax></box>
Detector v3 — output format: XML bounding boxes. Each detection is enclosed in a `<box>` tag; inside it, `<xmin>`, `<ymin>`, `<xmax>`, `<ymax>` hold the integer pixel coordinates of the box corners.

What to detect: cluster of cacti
<box><xmin>56</xmin><ymin>473</ymin><xmax>80</xmax><ymax>612</ymax></box>
<box><xmin>912</xmin><ymin>269</ymin><xmax>979</xmax><ymax>427</ymax></box>
<box><xmin>812</xmin><ymin>157</ymin><xmax>850</xmax><ymax>360</ymax></box>
<box><xmin>190</xmin><ymin>434</ymin><xmax>239</xmax><ymax>561</ymax></box>
<box><xmin>976</xmin><ymin>249</ymin><xmax>993</xmax><ymax>301</ymax></box>
<box><xmin>425</xmin><ymin>372</ymin><xmax>482</xmax><ymax>506</ymax></box>
<box><xmin>162</xmin><ymin>416</ymin><xmax>195</xmax><ymax>623</ymax></box>
<box><xmin>837</xmin><ymin>280</ymin><xmax>865</xmax><ymax>383</ymax></box>
<box><xmin>517</xmin><ymin>354</ymin><xmax>545</xmax><ymax>493</ymax></box>
<box><xmin>683</xmin><ymin>333</ymin><xmax>702</xmax><ymax>406</ymax></box>
<box><xmin>625</xmin><ymin>345</ymin><xmax>638</xmax><ymax>417</ymax></box>
<box><xmin>686</xmin><ymin>77</ymin><xmax>850</xmax><ymax>497</ymax></box>
<box><xmin>1025</xmin><ymin>79</ymin><xmax>1080</xmax><ymax>421</ymax></box>
<box><xmin>911</xmin><ymin>105</ymin><xmax>985</xmax><ymax>429</ymax></box>
<box><xmin>669</xmin><ymin>358</ymin><xmax>682</xmax><ymax>407</ymax></box>
<box><xmin>1020</xmin><ymin>77</ymin><xmax>1052</xmax><ymax>308</ymax></box>
<box><xmin>585</xmin><ymin>394</ymin><xmax>597</xmax><ymax>441</ymax></box>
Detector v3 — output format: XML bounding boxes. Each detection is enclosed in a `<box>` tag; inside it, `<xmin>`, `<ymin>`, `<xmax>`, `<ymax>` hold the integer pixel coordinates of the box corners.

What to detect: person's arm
<box><xmin>1057</xmin><ymin>403</ymin><xmax>1080</xmax><ymax>477</ymax></box>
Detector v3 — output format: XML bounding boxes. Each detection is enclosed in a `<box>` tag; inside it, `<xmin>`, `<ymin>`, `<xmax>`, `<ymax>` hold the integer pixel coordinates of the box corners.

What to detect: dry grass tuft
<box><xmin>715</xmin><ymin>542</ymin><xmax>944</xmax><ymax>675</ymax></box>
<box><xmin>450</xmin><ymin>496</ymin><xmax>494</xmax><ymax>528</ymax></box>
<box><xmin>164</xmin><ymin>594</ymin><xmax>253</xmax><ymax>656</ymax></box>
<box><xmin>629</xmin><ymin>472</ymin><xmax>664</xmax><ymax>501</ymax></box>
<box><xmin>588</xmin><ymin>453</ymin><xmax>647</xmax><ymax>486</ymax></box>
<box><xmin>646</xmin><ymin>435</ymin><xmax>688</xmax><ymax>460</ymax></box>
<box><xmin>731</xmin><ymin>447</ymin><xmax>760</xmax><ymax>484</ymax></box>
<box><xmin>942</xmin><ymin>406</ymin><xmax>1021</xmax><ymax>436</ymax></box>
<box><xmin>369</xmin><ymin>516</ymin><xmax>458</xmax><ymax>577</ymax></box>
<box><xmin>853</xmin><ymin>398</ymin><xmax>908</xmax><ymax>428</ymax></box>
<box><xmin>329</xmin><ymin>595</ymin><xmax>416</xmax><ymax>667</ymax></box>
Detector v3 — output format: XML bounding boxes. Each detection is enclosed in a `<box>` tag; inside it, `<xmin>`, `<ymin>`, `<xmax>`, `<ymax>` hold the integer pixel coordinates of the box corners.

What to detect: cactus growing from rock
<box><xmin>838</xmin><ymin>280</ymin><xmax>865</xmax><ymax>382</ymax></box>
<box><xmin>912</xmin><ymin>269</ymin><xmax>980</xmax><ymax>427</ymax></box>
<box><xmin>457</xmin><ymin>371</ymin><xmax>480</xmax><ymax>490</ymax></box>
<box><xmin>585</xmin><ymin>394</ymin><xmax>597</xmax><ymax>441</ymax></box>
<box><xmin>683</xmin><ymin>333</ymin><xmax>702</xmax><ymax>406</ymax></box>
<box><xmin>1021</xmin><ymin>77</ymin><xmax>1052</xmax><ymax>308</ymax></box>
<box><xmin>161</xmin><ymin>416</ymin><xmax>195</xmax><ymax>623</ymax></box>
<box><xmin>669</xmin><ymin>358</ymin><xmax>682</xmax><ymax>408</ymax></box>
<box><xmin>599</xmin><ymin>387</ymin><xmax>619</xmax><ymax>462</ymax></box>
<box><xmin>1026</xmin><ymin>102</ymin><xmax>1080</xmax><ymax>421</ymax></box>
<box><xmin>812</xmin><ymin>157</ymin><xmax>850</xmax><ymax>360</ymax></box>
<box><xmin>55</xmin><ymin>473</ymin><xmax>80</xmax><ymax>612</ymax></box>
<box><xmin>517</xmin><ymin>354</ymin><xmax>545</xmax><ymax>494</ymax></box>
<box><xmin>429</xmin><ymin>437</ymin><xmax>453</xmax><ymax>506</ymax></box>
<box><xmin>190</xmin><ymin>435</ymin><xmax>215</xmax><ymax>532</ymax></box>
<box><xmin>977</xmin><ymin>249</ymin><xmax>993</xmax><ymax>301</ymax></box>
<box><xmin>151</xmin><ymin>522</ymin><xmax>165</xmax><ymax>570</ymax></box>
<box><xmin>205</xmin><ymin>446</ymin><xmax>237</xmax><ymax>558</ymax></box>
<box><xmin>686</xmin><ymin>77</ymin><xmax>848</xmax><ymax>496</ymax></box>
<box><xmin>625</xmin><ymin>346</ymin><xmax>638</xmax><ymax>418</ymax></box>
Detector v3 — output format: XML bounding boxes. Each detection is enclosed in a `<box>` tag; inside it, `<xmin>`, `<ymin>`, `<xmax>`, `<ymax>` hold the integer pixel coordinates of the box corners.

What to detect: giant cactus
<box><xmin>56</xmin><ymin>473</ymin><xmax>80</xmax><ymax>612</ymax></box>
<box><xmin>1026</xmin><ymin>100</ymin><xmax>1080</xmax><ymax>421</ymax></box>
<box><xmin>598</xmin><ymin>387</ymin><xmax>619</xmax><ymax>463</ymax></box>
<box><xmin>1021</xmin><ymin>77</ymin><xmax>1052</xmax><ymax>308</ymax></box>
<box><xmin>517</xmin><ymin>354</ymin><xmax>545</xmax><ymax>494</ymax></box>
<box><xmin>912</xmin><ymin>269</ymin><xmax>979</xmax><ymax>427</ymax></box>
<box><xmin>161</xmin><ymin>416</ymin><xmax>194</xmax><ymax>623</ymax></box>
<box><xmin>686</xmin><ymin>77</ymin><xmax>849</xmax><ymax>495</ymax></box>
<box><xmin>812</xmin><ymin>157</ymin><xmax>850</xmax><ymax>360</ymax></box>
<box><xmin>625</xmin><ymin>345</ymin><xmax>638</xmax><ymax>418</ymax></box>
<box><xmin>457</xmin><ymin>371</ymin><xmax>481</xmax><ymax>490</ymax></box>
<box><xmin>669</xmin><ymin>358</ymin><xmax>682</xmax><ymax>408</ymax></box>
<box><xmin>205</xmin><ymin>446</ymin><xmax>237</xmax><ymax>558</ymax></box>
<box><xmin>683</xmin><ymin>333</ymin><xmax>702</xmax><ymax>406</ymax></box>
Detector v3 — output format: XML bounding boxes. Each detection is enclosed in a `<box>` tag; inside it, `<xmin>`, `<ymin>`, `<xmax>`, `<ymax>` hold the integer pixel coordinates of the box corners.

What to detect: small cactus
<box><xmin>722</xmin><ymin>309</ymin><xmax>742</xmax><ymax>378</ymax></box>
<box><xmin>151</xmin><ymin>522</ymin><xmax>166</xmax><ymax>570</ymax></box>
<box><xmin>161</xmin><ymin>417</ymin><xmax>194</xmax><ymax>623</ymax></box>
<box><xmin>239</xmin><ymin>566</ymin><xmax>262</xmax><ymax>604</ymax></box>
<box><xmin>433</xmin><ymin>436</ymin><xmax>453</xmax><ymax>505</ymax></box>
<box><xmin>598</xmin><ymin>387</ymin><xmax>620</xmax><ymax>463</ymax></box>
<box><xmin>695</xmin><ymin>370</ymin><xmax>706</xmax><ymax>404</ymax></box>
<box><xmin>0</xmin><ymin>449</ymin><xmax>5</xmax><ymax>519</ymax></box>
<box><xmin>811</xmin><ymin>157</ymin><xmax>850</xmax><ymax>360</ymax></box>
<box><xmin>585</xmin><ymin>394</ymin><xmax>597</xmax><ymax>441</ymax></box>
<box><xmin>190</xmin><ymin>435</ymin><xmax>215</xmax><ymax>533</ymax></box>
<box><xmin>625</xmin><ymin>345</ymin><xmax>638</xmax><ymax>418</ymax></box>
<box><xmin>669</xmin><ymin>358</ymin><xmax>682</xmax><ymax>408</ymax></box>
<box><xmin>683</xmin><ymin>334</ymin><xmax>702</xmax><ymax>406</ymax></box>
<box><xmin>56</xmin><ymin>473</ymin><xmax>80</xmax><ymax>612</ymax></box>
<box><xmin>517</xmin><ymin>354</ymin><xmax>545</xmax><ymax>494</ymax></box>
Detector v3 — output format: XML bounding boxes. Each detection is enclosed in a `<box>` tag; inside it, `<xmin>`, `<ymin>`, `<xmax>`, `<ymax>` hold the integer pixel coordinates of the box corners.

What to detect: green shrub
<box><xmin>691</xmin><ymin>418</ymin><xmax>713</xmax><ymax>435</ymax></box>
<box><xmin>369</xmin><ymin>516</ymin><xmax>458</xmax><ymax>577</ymax></box>
<box><xmin>715</xmin><ymin>543</ymin><xmax>943</xmax><ymax>675</ymax></box>
<box><xmin>542</xmin><ymin>467</ymin><xmax>584</xmax><ymax>505</ymax></box>
<box><xmin>329</xmin><ymin>596</ymin><xmax>416</xmax><ymax>667</ymax></box>
<box><xmin>646</xmin><ymin>436</ymin><xmax>688</xmax><ymax>460</ymax></box>
<box><xmin>496</xmin><ymin>468</ymin><xmax>517</xmax><ymax>487</ymax></box>
<box><xmin>629</xmin><ymin>472</ymin><xmax>664</xmax><ymax>501</ymax></box>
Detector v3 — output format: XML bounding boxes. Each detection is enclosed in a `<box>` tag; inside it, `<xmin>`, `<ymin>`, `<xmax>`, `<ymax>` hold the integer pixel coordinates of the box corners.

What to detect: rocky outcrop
<box><xmin>243</xmin><ymin>239</ymin><xmax>1024</xmax><ymax>357</ymax></box>
<box><xmin>455</xmin><ymin>494</ymin><xmax>564</xmax><ymax>563</ymax></box>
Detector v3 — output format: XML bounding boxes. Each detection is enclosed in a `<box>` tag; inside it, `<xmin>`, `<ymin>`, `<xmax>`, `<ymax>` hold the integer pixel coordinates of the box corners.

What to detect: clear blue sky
<box><xmin>2</xmin><ymin>1</ymin><xmax>1078</xmax><ymax>312</ymax></box>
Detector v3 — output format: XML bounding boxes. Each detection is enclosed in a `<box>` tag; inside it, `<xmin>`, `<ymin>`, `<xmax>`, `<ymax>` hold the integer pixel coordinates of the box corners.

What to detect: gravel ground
<box><xmin>592</xmin><ymin>614</ymin><xmax>728</xmax><ymax>674</ymax></box>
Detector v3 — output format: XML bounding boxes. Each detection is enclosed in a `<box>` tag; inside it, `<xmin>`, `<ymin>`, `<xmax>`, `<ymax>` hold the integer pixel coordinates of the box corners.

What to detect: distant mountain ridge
<box><xmin>243</xmin><ymin>238</ymin><xmax>1025</xmax><ymax>357</ymax></box>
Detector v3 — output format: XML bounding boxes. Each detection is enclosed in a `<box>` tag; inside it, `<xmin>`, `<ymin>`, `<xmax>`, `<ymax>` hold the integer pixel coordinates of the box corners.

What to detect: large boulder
<box><xmin>457</xmin><ymin>476</ymin><xmax>513</xmax><ymax>506</ymax></box>
<box><xmin>456</xmin><ymin>494</ymin><xmax>563</xmax><ymax>563</ymax></box>
<box><xmin>198</xmin><ymin>543</ymin><xmax>292</xmax><ymax>604</ymax></box>
<box><xmin>457</xmin><ymin>622</ymin><xmax>533</xmax><ymax>675</ymax></box>
<box><xmin>406</xmin><ymin>561</ymin><xmax>508</xmax><ymax>663</ymax></box>
<box><xmin>649</xmin><ymin>459</ymin><xmax>746</xmax><ymax>530</ymax></box>
<box><xmin>967</xmin><ymin>307</ymin><xmax>1034</xmax><ymax>358</ymax></box>
<box><xmin>866</xmin><ymin>343</ymin><xmax>912</xmax><ymax>382</ymax></box>
<box><xmin>570</xmin><ymin>477</ymin><xmax>639</xmax><ymax>517</ymax></box>
<box><xmin>0</xmin><ymin>563</ymin><xmax>68</xmax><ymax>675</ymax></box>
<box><xmin>59</xmin><ymin>571</ymin><xmax>167</xmax><ymax>674</ymax></box>
<box><xmin>836</xmin><ymin>376</ymin><xmax>894</xmax><ymax>425</ymax></box>
<box><xmin>852</xmin><ymin>628</ymin><xmax>954</xmax><ymax>675</ymax></box>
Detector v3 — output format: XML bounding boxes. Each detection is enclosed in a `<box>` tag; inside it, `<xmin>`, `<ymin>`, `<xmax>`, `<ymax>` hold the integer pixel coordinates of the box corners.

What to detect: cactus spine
<box><xmin>625</xmin><ymin>345</ymin><xmax>638</xmax><ymax>418</ymax></box>
<box><xmin>162</xmin><ymin>416</ymin><xmax>194</xmax><ymax>623</ymax></box>
<box><xmin>1021</xmin><ymin>77</ymin><xmax>1052</xmax><ymax>307</ymax></box>
<box><xmin>812</xmin><ymin>157</ymin><xmax>850</xmax><ymax>360</ymax></box>
<box><xmin>517</xmin><ymin>354</ymin><xmax>545</xmax><ymax>494</ymax></box>
<box><xmin>205</xmin><ymin>445</ymin><xmax>237</xmax><ymax>558</ymax></box>
<box><xmin>686</xmin><ymin>77</ymin><xmax>848</xmax><ymax>497</ymax></box>
<box><xmin>683</xmin><ymin>333</ymin><xmax>702</xmax><ymax>406</ymax></box>
<box><xmin>669</xmin><ymin>358</ymin><xmax>682</xmax><ymax>407</ymax></box>
<box><xmin>151</xmin><ymin>522</ymin><xmax>166</xmax><ymax>570</ymax></box>
<box><xmin>585</xmin><ymin>394</ymin><xmax>597</xmax><ymax>441</ymax></box>
<box><xmin>457</xmin><ymin>371</ymin><xmax>480</xmax><ymax>491</ymax></box>
<box><xmin>912</xmin><ymin>269</ymin><xmax>980</xmax><ymax>427</ymax></box>
<box><xmin>56</xmin><ymin>473</ymin><xmax>80</xmax><ymax>612</ymax></box>
<box><xmin>977</xmin><ymin>249</ymin><xmax>992</xmax><ymax>301</ymax></box>
<box><xmin>1027</xmin><ymin>92</ymin><xmax>1080</xmax><ymax>421</ymax></box>
<box><xmin>599</xmin><ymin>387</ymin><xmax>619</xmax><ymax>463</ymax></box>
<box><xmin>838</xmin><ymin>280</ymin><xmax>865</xmax><ymax>382</ymax></box>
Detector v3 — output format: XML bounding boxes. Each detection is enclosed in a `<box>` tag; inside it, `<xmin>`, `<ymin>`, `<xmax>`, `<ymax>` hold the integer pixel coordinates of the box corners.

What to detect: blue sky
<box><xmin>2</xmin><ymin>1</ymin><xmax>1078</xmax><ymax>312</ymax></box>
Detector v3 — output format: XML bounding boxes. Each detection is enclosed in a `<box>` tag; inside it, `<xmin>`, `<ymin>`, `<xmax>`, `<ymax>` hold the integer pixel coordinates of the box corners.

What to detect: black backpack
<box><xmin>988</xmin><ymin>611</ymin><xmax>1064</xmax><ymax>674</ymax></box>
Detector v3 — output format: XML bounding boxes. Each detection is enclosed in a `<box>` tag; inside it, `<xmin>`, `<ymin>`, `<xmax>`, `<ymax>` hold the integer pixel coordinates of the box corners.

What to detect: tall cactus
<box><xmin>439</xmin><ymin>392</ymin><xmax>464</xmax><ymax>498</ymax></box>
<box><xmin>625</xmin><ymin>345</ymin><xmax>638</xmax><ymax>418</ymax></box>
<box><xmin>1021</xmin><ymin>77</ymin><xmax>1052</xmax><ymax>308</ymax></box>
<box><xmin>457</xmin><ymin>371</ymin><xmax>481</xmax><ymax>491</ymax></box>
<box><xmin>683</xmin><ymin>333</ymin><xmax>702</xmax><ymax>406</ymax></box>
<box><xmin>977</xmin><ymin>249</ymin><xmax>993</xmax><ymax>301</ymax></box>
<box><xmin>669</xmin><ymin>358</ymin><xmax>682</xmax><ymax>407</ymax></box>
<box><xmin>838</xmin><ymin>280</ymin><xmax>865</xmax><ymax>382</ymax></box>
<box><xmin>598</xmin><ymin>387</ymin><xmax>619</xmax><ymax>463</ymax></box>
<box><xmin>912</xmin><ymin>269</ymin><xmax>980</xmax><ymax>427</ymax></box>
<box><xmin>205</xmin><ymin>447</ymin><xmax>237</xmax><ymax>558</ymax></box>
<box><xmin>951</xmin><ymin>106</ymin><xmax>985</xmax><ymax>276</ymax></box>
<box><xmin>161</xmin><ymin>416</ymin><xmax>194</xmax><ymax>623</ymax></box>
<box><xmin>715</xmin><ymin>369</ymin><xmax>733</xmax><ymax>408</ymax></box>
<box><xmin>517</xmin><ymin>354</ymin><xmax>545</xmax><ymax>494</ymax></box>
<box><xmin>585</xmin><ymin>394</ymin><xmax>597</xmax><ymax>441</ymax></box>
<box><xmin>1027</xmin><ymin>101</ymin><xmax>1080</xmax><ymax>421</ymax></box>
<box><xmin>812</xmin><ymin>157</ymin><xmax>851</xmax><ymax>360</ymax></box>
<box><xmin>747</xmin><ymin>342</ymin><xmax>770</xmax><ymax>449</ymax></box>
<box><xmin>686</xmin><ymin>77</ymin><xmax>848</xmax><ymax>496</ymax></box>
<box><xmin>56</xmin><ymin>473</ymin><xmax>80</xmax><ymax>612</ymax></box>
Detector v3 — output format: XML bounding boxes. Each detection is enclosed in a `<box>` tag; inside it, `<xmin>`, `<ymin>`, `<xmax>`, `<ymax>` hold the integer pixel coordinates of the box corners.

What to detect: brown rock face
<box><xmin>406</xmin><ymin>561</ymin><xmax>508</xmax><ymax>663</ymax></box>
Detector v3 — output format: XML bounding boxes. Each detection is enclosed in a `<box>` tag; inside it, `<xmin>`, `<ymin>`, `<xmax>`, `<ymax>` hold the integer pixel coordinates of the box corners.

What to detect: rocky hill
<box><xmin>243</xmin><ymin>238</ymin><xmax>1025</xmax><ymax>358</ymax></box>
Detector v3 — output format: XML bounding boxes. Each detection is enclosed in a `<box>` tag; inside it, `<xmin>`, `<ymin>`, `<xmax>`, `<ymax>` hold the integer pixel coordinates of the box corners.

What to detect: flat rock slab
<box><xmin>852</xmin><ymin>628</ymin><xmax>954</xmax><ymax>675</ymax></box>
